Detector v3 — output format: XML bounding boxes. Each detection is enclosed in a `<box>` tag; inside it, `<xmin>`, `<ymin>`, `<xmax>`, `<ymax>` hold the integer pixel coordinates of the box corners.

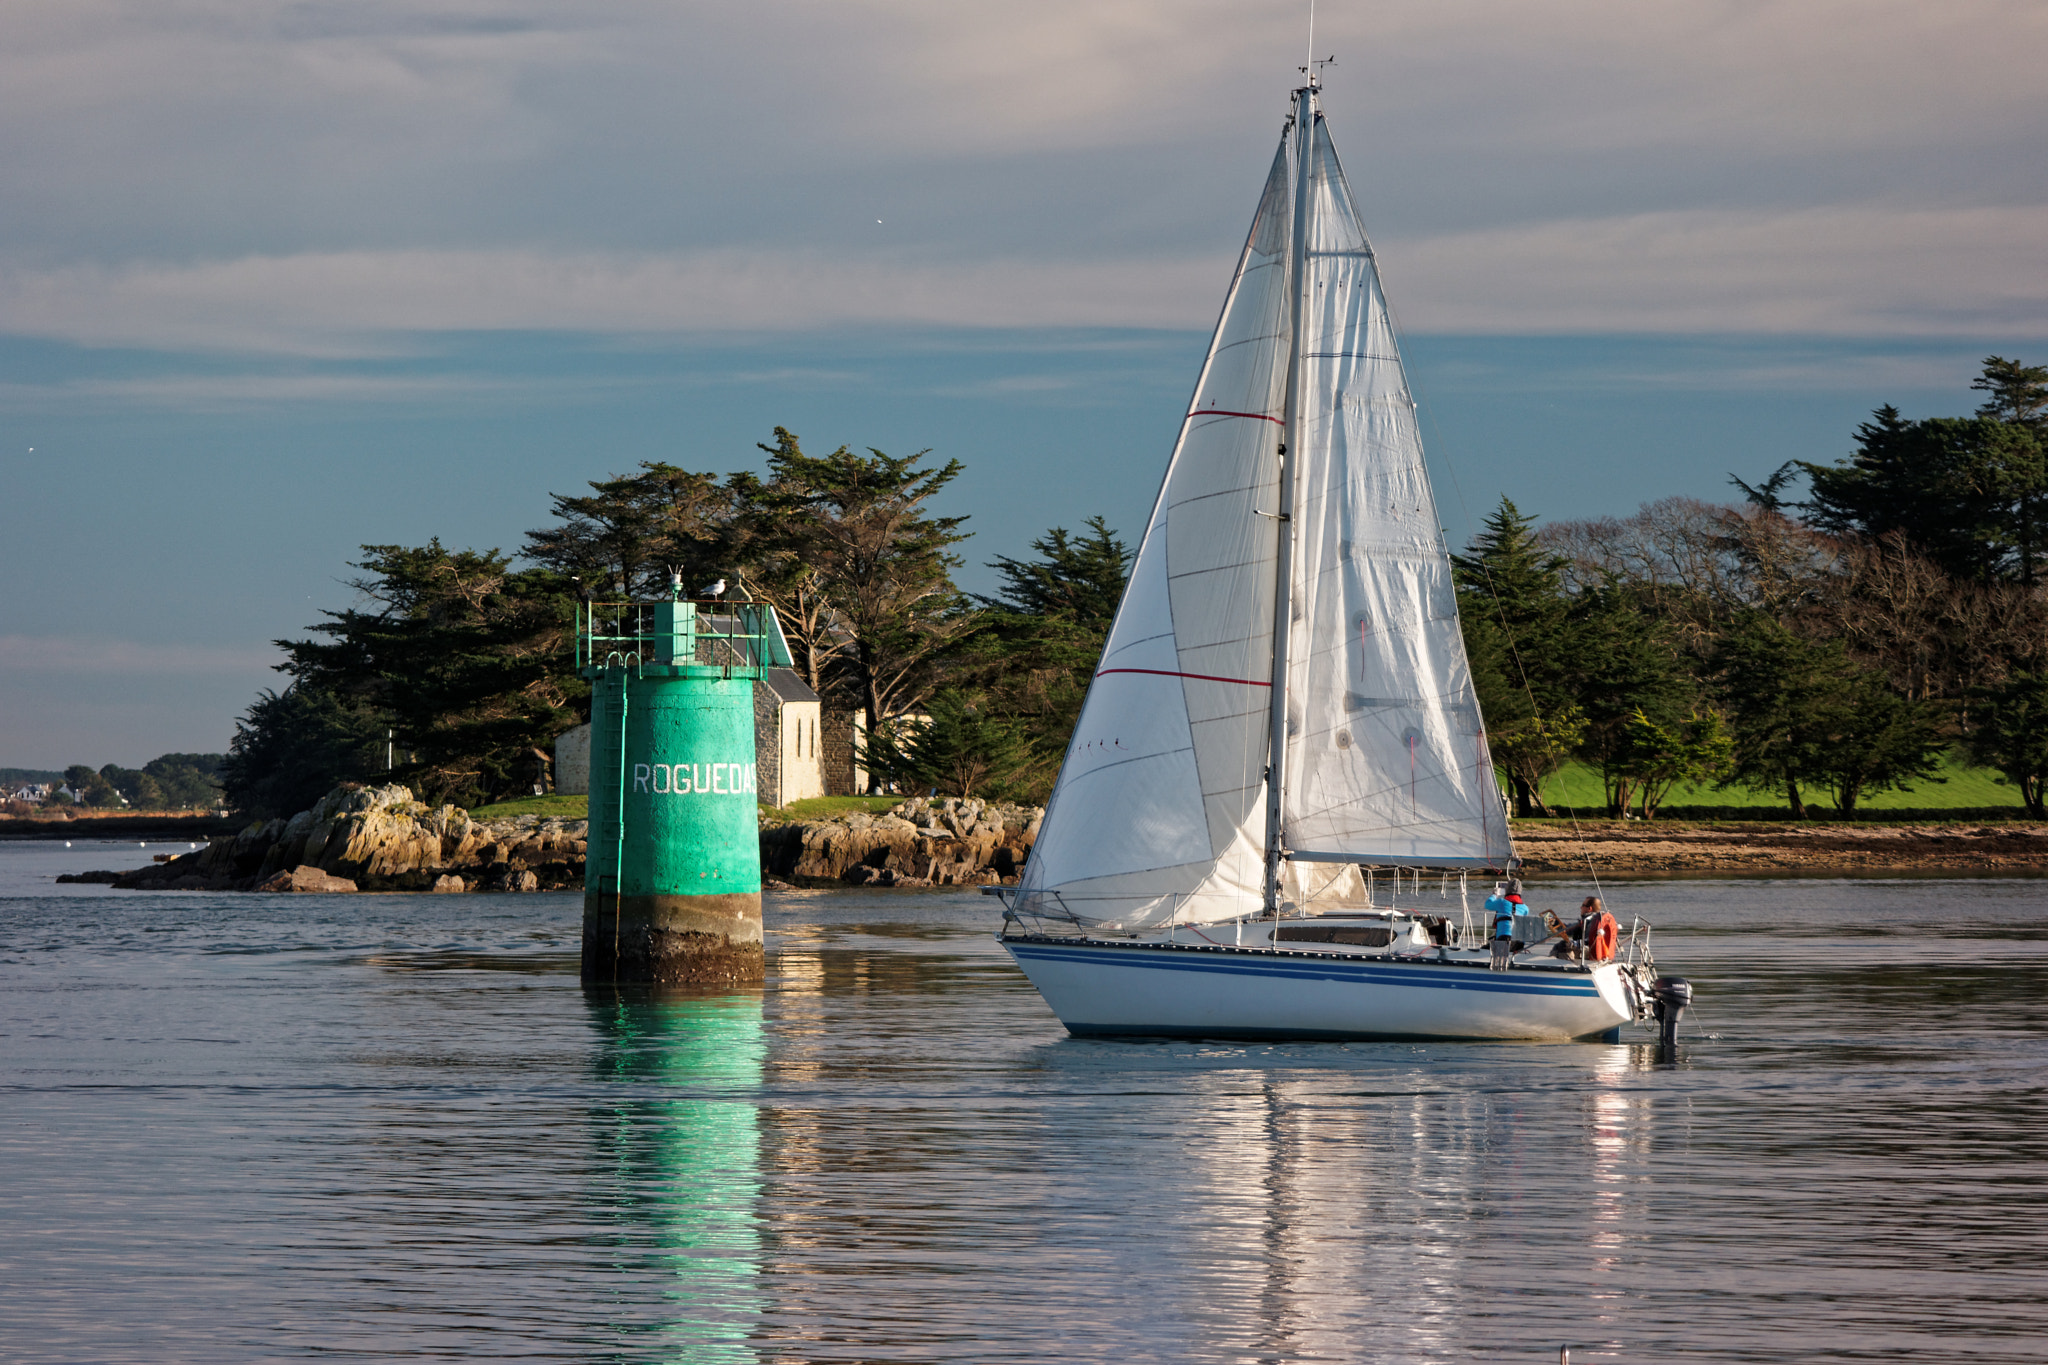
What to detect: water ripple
<box><xmin>2</xmin><ymin>866</ymin><xmax>2045</xmax><ymax>1361</ymax></box>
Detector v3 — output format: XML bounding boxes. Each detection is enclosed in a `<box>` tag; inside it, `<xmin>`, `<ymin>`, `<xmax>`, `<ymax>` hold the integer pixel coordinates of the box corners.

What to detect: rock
<box><xmin>431</xmin><ymin>874</ymin><xmax>466</xmax><ymax>893</ymax></box>
<box><xmin>56</xmin><ymin>870</ymin><xmax>121</xmax><ymax>884</ymax></box>
<box><xmin>296</xmin><ymin>785</ymin><xmax>479</xmax><ymax>880</ymax></box>
<box><xmin>506</xmin><ymin>870</ymin><xmax>539</xmax><ymax>893</ymax></box>
<box><xmin>256</xmin><ymin>865</ymin><xmax>359</xmax><ymax>894</ymax></box>
<box><xmin>758</xmin><ymin>795</ymin><xmax>1042</xmax><ymax>887</ymax></box>
<box><xmin>99</xmin><ymin>783</ymin><xmax>591</xmax><ymax>894</ymax></box>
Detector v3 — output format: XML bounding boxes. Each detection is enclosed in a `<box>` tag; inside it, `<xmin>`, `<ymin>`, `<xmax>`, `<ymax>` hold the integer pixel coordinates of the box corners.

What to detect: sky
<box><xmin>2</xmin><ymin>0</ymin><xmax>2045</xmax><ymax>770</ymax></box>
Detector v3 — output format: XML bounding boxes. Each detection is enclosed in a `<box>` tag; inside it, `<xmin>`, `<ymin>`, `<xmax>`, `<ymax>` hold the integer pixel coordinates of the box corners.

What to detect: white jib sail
<box><xmin>1018</xmin><ymin>103</ymin><xmax>1509</xmax><ymax>931</ymax></box>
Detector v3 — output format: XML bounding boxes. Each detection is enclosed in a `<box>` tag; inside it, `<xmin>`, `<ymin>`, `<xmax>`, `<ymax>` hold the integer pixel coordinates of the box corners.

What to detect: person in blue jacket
<box><xmin>1485</xmin><ymin>882</ymin><xmax>1517</xmax><ymax>970</ymax></box>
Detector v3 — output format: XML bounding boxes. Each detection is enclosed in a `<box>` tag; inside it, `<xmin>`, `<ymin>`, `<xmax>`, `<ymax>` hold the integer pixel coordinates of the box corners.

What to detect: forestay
<box><xmin>1017</xmin><ymin>105</ymin><xmax>1509</xmax><ymax>932</ymax></box>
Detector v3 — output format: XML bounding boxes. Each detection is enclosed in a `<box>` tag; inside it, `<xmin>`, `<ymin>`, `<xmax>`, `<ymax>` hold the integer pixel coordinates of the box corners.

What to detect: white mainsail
<box><xmin>1017</xmin><ymin>98</ymin><xmax>1510</xmax><ymax>931</ymax></box>
<box><xmin>1279</xmin><ymin>118</ymin><xmax>1511</xmax><ymax>870</ymax></box>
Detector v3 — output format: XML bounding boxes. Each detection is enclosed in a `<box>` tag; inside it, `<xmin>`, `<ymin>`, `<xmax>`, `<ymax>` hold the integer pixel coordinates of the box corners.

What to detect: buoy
<box><xmin>580</xmin><ymin>587</ymin><xmax>784</xmax><ymax>984</ymax></box>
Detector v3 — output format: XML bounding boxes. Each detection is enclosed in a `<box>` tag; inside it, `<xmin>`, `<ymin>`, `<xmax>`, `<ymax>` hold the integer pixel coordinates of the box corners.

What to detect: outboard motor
<box><xmin>1652</xmin><ymin>976</ymin><xmax>1693</xmax><ymax>1050</ymax></box>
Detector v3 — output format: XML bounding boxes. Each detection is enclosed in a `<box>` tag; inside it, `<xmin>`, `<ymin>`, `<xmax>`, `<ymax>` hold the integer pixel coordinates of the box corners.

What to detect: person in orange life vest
<box><xmin>1552</xmin><ymin>895</ymin><xmax>1618</xmax><ymax>962</ymax></box>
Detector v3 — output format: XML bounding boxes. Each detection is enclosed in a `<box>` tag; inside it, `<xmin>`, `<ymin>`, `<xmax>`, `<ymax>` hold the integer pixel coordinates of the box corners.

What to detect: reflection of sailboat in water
<box><xmin>1127</xmin><ymin>1047</ymin><xmax>1666</xmax><ymax>1359</ymax></box>
<box><xmin>585</xmin><ymin>986</ymin><xmax>765</xmax><ymax>1364</ymax></box>
<box><xmin>993</xmin><ymin>71</ymin><xmax>1666</xmax><ymax>1041</ymax></box>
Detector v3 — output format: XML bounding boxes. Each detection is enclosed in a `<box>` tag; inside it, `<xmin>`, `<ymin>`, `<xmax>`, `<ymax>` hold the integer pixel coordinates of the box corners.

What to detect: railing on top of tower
<box><xmin>575</xmin><ymin>580</ymin><xmax>794</xmax><ymax>679</ymax></box>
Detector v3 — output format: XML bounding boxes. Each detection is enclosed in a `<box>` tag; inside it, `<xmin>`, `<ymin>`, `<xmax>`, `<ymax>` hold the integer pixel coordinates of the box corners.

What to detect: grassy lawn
<box><xmin>765</xmin><ymin>795</ymin><xmax>906</xmax><ymax>821</ymax></box>
<box><xmin>468</xmin><ymin>793</ymin><xmax>590</xmax><ymax>820</ymax></box>
<box><xmin>1535</xmin><ymin>750</ymin><xmax>2023</xmax><ymax>815</ymax></box>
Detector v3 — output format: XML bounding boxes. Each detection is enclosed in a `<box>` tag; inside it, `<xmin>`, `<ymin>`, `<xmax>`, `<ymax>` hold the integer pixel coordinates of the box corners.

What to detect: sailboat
<box><xmin>991</xmin><ymin>75</ymin><xmax>1666</xmax><ymax>1042</ymax></box>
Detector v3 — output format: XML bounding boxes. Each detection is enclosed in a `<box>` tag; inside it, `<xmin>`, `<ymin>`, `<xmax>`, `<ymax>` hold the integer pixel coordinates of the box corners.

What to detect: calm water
<box><xmin>3</xmin><ymin>840</ymin><xmax>2047</xmax><ymax>1363</ymax></box>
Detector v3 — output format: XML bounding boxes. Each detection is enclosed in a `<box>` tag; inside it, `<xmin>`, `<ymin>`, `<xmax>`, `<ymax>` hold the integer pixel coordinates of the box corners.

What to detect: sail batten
<box><xmin>1016</xmin><ymin>93</ymin><xmax>1509</xmax><ymax>931</ymax></box>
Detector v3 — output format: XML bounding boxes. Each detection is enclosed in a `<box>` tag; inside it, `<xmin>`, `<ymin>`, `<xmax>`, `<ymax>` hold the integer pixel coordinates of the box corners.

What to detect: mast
<box><xmin>1263</xmin><ymin>80</ymin><xmax>1316</xmax><ymax>915</ymax></box>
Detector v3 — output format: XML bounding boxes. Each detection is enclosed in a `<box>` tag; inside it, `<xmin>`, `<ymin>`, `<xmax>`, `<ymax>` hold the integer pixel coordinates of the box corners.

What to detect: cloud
<box><xmin>2</xmin><ymin>196</ymin><xmax>2042</xmax><ymax>361</ymax></box>
<box><xmin>0</xmin><ymin>372</ymin><xmax>527</xmax><ymax>412</ymax></box>
<box><xmin>0</xmin><ymin>249</ymin><xmax>1222</xmax><ymax>353</ymax></box>
<box><xmin>1413</xmin><ymin>343</ymin><xmax>2011</xmax><ymax>400</ymax></box>
<box><xmin>4</xmin><ymin>1</ymin><xmax>2045</xmax><ymax>260</ymax></box>
<box><xmin>1385</xmin><ymin>204</ymin><xmax>2048</xmax><ymax>336</ymax></box>
<box><xmin>0</xmin><ymin>1</ymin><xmax>2041</xmax><ymax>358</ymax></box>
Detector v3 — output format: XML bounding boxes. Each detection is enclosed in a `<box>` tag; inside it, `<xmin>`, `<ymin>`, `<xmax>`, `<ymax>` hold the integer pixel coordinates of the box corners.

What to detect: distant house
<box><xmin>6</xmin><ymin>783</ymin><xmax>48</xmax><ymax>802</ymax></box>
<box><xmin>554</xmin><ymin>667</ymin><xmax>827</xmax><ymax>809</ymax></box>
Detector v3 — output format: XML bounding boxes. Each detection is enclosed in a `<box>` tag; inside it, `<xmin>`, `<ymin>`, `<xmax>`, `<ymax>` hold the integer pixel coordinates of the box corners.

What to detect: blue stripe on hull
<box><xmin>1061</xmin><ymin>1022</ymin><xmax>1627</xmax><ymax>1043</ymax></box>
<box><xmin>1000</xmin><ymin>937</ymin><xmax>1627</xmax><ymax>1042</ymax></box>
<box><xmin>1005</xmin><ymin>941</ymin><xmax>1601</xmax><ymax>998</ymax></box>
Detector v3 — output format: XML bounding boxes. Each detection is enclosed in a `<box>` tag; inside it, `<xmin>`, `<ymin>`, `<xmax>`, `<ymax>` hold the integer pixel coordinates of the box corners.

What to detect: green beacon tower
<box><xmin>578</xmin><ymin>578</ymin><xmax>792</xmax><ymax>984</ymax></box>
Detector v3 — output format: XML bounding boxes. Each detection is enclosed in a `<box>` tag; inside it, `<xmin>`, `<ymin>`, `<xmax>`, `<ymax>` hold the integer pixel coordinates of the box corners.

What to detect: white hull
<box><xmin>1003</xmin><ymin>936</ymin><xmax>1635</xmax><ymax>1042</ymax></box>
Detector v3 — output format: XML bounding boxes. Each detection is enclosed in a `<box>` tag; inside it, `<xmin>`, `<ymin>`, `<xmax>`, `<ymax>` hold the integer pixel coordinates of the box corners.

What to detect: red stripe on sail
<box><xmin>1096</xmin><ymin>667</ymin><xmax>1272</xmax><ymax>687</ymax></box>
<box><xmin>1185</xmin><ymin>408</ymin><xmax>1284</xmax><ymax>426</ymax></box>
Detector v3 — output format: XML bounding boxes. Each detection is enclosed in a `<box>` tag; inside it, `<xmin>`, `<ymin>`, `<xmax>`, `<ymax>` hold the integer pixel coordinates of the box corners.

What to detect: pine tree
<box><xmin>1712</xmin><ymin>614</ymin><xmax>1943</xmax><ymax>815</ymax></box>
<box><xmin>1967</xmin><ymin>671</ymin><xmax>2048</xmax><ymax>818</ymax></box>
<box><xmin>735</xmin><ymin>429</ymin><xmax>974</xmax><ymax>788</ymax></box>
<box><xmin>220</xmin><ymin>686</ymin><xmax>387</xmax><ymax>818</ymax></box>
<box><xmin>1802</xmin><ymin>358</ymin><xmax>2048</xmax><ymax>584</ymax></box>
<box><xmin>1972</xmin><ymin>356</ymin><xmax>2048</xmax><ymax>429</ymax></box>
<box><xmin>524</xmin><ymin>463</ymin><xmax>733</xmax><ymax>600</ymax></box>
<box><xmin>275</xmin><ymin>542</ymin><xmax>583</xmax><ymax>806</ymax></box>
<box><xmin>971</xmin><ymin>517</ymin><xmax>1132</xmax><ymax>798</ymax></box>
<box><xmin>1452</xmin><ymin>498</ymin><xmax>1577</xmax><ymax>815</ymax></box>
<box><xmin>862</xmin><ymin>690</ymin><xmax>1032</xmax><ymax>800</ymax></box>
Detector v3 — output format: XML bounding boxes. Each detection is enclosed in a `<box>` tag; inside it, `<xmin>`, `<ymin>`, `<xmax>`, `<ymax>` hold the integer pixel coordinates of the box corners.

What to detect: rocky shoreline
<box><xmin>58</xmin><ymin>786</ymin><xmax>2048</xmax><ymax>893</ymax></box>
<box><xmin>1515</xmin><ymin>821</ymin><xmax>2048</xmax><ymax>876</ymax></box>
<box><xmin>69</xmin><ymin>786</ymin><xmax>1040</xmax><ymax>893</ymax></box>
<box><xmin>759</xmin><ymin>796</ymin><xmax>1039</xmax><ymax>887</ymax></box>
<box><xmin>69</xmin><ymin>785</ymin><xmax>590</xmax><ymax>893</ymax></box>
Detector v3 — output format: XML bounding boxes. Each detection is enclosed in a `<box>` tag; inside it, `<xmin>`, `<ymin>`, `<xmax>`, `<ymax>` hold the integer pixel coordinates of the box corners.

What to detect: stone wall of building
<box><xmin>751</xmin><ymin>684</ymin><xmax>784</xmax><ymax>807</ymax></box>
<box><xmin>554</xmin><ymin>724</ymin><xmax>591</xmax><ymax>796</ymax></box>
<box><xmin>821</xmin><ymin>709</ymin><xmax>859</xmax><ymax>796</ymax></box>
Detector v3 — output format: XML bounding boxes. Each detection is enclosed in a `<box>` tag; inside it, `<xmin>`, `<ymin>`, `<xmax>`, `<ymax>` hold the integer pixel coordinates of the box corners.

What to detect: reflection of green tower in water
<box><xmin>580</xmin><ymin>588</ymin><xmax>792</xmax><ymax>984</ymax></box>
<box><xmin>587</xmin><ymin>986</ymin><xmax>766</xmax><ymax>1364</ymax></box>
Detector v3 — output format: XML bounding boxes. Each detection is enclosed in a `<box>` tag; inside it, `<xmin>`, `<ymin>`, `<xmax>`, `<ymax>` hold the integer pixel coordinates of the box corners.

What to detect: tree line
<box><xmin>1463</xmin><ymin>356</ymin><xmax>2048</xmax><ymax>818</ymax></box>
<box><xmin>222</xmin><ymin>429</ymin><xmax>1130</xmax><ymax>816</ymax></box>
<box><xmin>225</xmin><ymin>355</ymin><xmax>2048</xmax><ymax>822</ymax></box>
<box><xmin>15</xmin><ymin>755</ymin><xmax>227</xmax><ymax>811</ymax></box>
